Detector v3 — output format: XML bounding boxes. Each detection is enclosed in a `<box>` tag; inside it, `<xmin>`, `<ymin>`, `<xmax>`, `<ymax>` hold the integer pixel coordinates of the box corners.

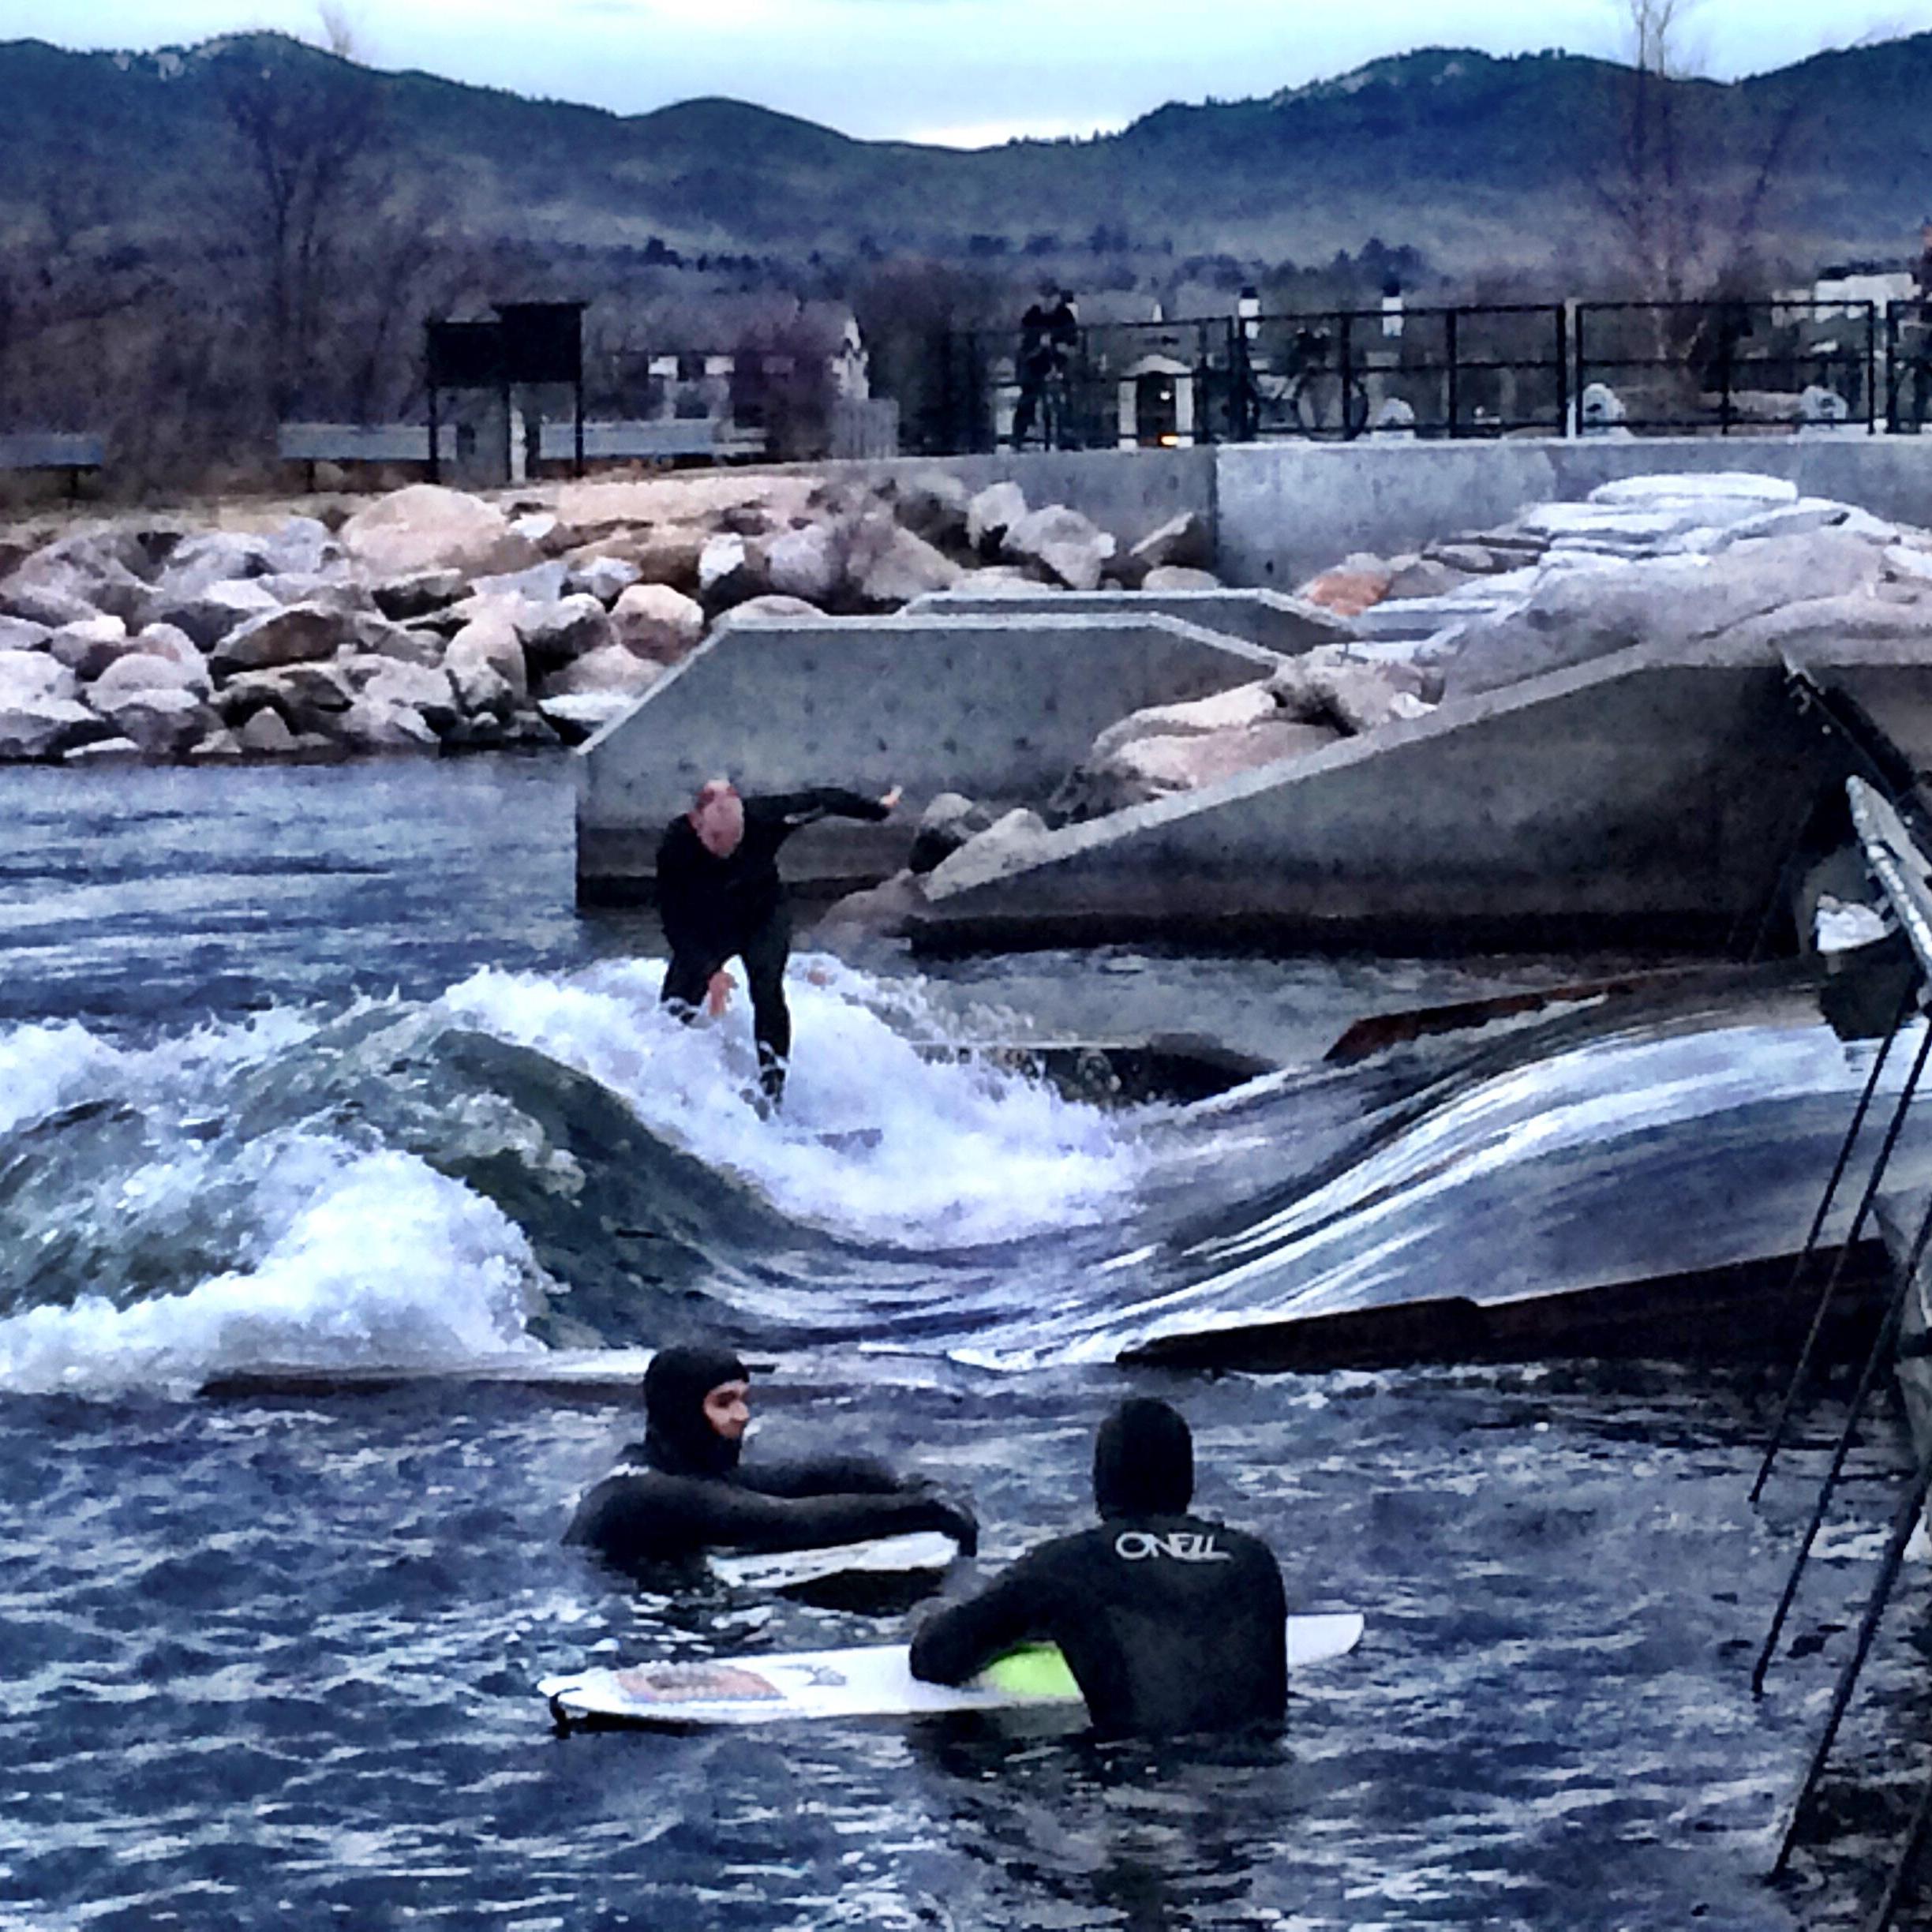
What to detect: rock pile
<box><xmin>1286</xmin><ymin>471</ymin><xmax>1932</xmax><ymax>704</ymax></box>
<box><xmin>0</xmin><ymin>475</ymin><xmax>1223</xmax><ymax>766</ymax></box>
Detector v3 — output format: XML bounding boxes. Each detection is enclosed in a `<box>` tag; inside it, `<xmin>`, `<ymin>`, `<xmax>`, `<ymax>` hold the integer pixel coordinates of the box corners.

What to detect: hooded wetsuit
<box><xmin>909</xmin><ymin>1397</ymin><xmax>1286</xmax><ymax>1737</ymax></box>
<box><xmin>564</xmin><ymin>1344</ymin><xmax>976</xmax><ymax>1575</ymax></box>
<box><xmin>657</xmin><ymin>788</ymin><xmax>890</xmax><ymax>1102</ymax></box>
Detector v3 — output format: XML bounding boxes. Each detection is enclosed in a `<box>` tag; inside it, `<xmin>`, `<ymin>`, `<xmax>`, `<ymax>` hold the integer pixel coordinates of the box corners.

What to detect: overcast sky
<box><xmin>8</xmin><ymin>0</ymin><xmax>1930</xmax><ymax>144</ymax></box>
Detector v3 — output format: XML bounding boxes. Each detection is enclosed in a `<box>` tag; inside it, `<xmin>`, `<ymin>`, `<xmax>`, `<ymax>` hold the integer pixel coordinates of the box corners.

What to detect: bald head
<box><xmin>690</xmin><ymin>777</ymin><xmax>744</xmax><ymax>857</ymax></box>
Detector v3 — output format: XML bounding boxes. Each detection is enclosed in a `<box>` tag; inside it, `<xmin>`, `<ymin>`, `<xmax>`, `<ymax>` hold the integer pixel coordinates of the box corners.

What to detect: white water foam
<box><xmin>0</xmin><ymin>1137</ymin><xmax>548</xmax><ymax>1395</ymax></box>
<box><xmin>438</xmin><ymin>955</ymin><xmax>1141</xmax><ymax>1249</ymax></box>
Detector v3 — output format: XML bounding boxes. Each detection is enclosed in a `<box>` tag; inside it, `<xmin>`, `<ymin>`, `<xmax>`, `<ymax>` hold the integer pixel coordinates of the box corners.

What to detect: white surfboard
<box><xmin>539</xmin><ymin>1612</ymin><xmax>1364</xmax><ymax>1729</ymax></box>
<box><xmin>708</xmin><ymin>1530</ymin><xmax>960</xmax><ymax>1593</ymax></box>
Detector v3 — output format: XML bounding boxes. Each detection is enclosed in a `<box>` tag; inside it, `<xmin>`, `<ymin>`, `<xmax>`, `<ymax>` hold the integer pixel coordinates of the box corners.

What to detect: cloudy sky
<box><xmin>8</xmin><ymin>0</ymin><xmax>1930</xmax><ymax>144</ymax></box>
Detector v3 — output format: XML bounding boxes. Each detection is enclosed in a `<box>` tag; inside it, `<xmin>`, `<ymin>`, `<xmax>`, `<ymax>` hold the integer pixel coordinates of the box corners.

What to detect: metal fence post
<box><xmin>1555</xmin><ymin>304</ymin><xmax>1570</xmax><ymax>439</ymax></box>
<box><xmin>1445</xmin><ymin>309</ymin><xmax>1459</xmax><ymax>438</ymax></box>
<box><xmin>1867</xmin><ymin>301</ymin><xmax>1879</xmax><ymax>436</ymax></box>
<box><xmin>1572</xmin><ymin>305</ymin><xmax>1587</xmax><ymax>435</ymax></box>
<box><xmin>1720</xmin><ymin>308</ymin><xmax>1735</xmax><ymax>437</ymax></box>
<box><xmin>1339</xmin><ymin>311</ymin><xmax>1356</xmax><ymax>440</ymax></box>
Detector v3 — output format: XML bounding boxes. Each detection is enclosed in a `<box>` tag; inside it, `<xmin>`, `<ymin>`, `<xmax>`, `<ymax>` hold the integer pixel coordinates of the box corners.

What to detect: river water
<box><xmin>2</xmin><ymin>758</ymin><xmax>1930</xmax><ymax>1930</ymax></box>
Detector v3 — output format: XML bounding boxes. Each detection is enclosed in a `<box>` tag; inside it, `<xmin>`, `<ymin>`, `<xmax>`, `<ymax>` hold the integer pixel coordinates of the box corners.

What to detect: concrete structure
<box><xmin>576</xmin><ymin>612</ymin><xmax>1281</xmax><ymax>903</ymax></box>
<box><xmin>904</xmin><ymin>587</ymin><xmax>1353</xmax><ymax>655</ymax></box>
<box><xmin>908</xmin><ymin>635</ymin><xmax>1932</xmax><ymax>953</ymax></box>
<box><xmin>845</xmin><ymin>435</ymin><xmax>1932</xmax><ymax>594</ymax></box>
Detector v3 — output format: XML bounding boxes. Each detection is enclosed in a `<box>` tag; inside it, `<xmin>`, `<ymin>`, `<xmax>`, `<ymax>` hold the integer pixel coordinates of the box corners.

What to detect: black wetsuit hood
<box><xmin>1093</xmin><ymin>1397</ymin><xmax>1194</xmax><ymax>1518</ymax></box>
<box><xmin>640</xmin><ymin>1343</ymin><xmax>748</xmax><ymax>1478</ymax></box>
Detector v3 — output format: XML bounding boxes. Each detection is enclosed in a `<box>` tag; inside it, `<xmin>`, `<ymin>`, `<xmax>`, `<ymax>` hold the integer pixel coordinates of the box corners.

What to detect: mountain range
<box><xmin>3</xmin><ymin>31</ymin><xmax>1932</xmax><ymax>283</ymax></box>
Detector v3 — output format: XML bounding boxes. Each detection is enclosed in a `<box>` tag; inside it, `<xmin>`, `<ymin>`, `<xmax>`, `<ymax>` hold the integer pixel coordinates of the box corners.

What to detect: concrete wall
<box><xmin>576</xmin><ymin>611</ymin><xmax>1279</xmax><ymax>900</ymax></box>
<box><xmin>912</xmin><ymin>638</ymin><xmax>1853</xmax><ymax>952</ymax></box>
<box><xmin>904</xmin><ymin>588</ymin><xmax>1349</xmax><ymax>654</ymax></box>
<box><xmin>823</xmin><ymin>435</ymin><xmax>1932</xmax><ymax>591</ymax></box>
<box><xmin>1215</xmin><ymin>436</ymin><xmax>1932</xmax><ymax>590</ymax></box>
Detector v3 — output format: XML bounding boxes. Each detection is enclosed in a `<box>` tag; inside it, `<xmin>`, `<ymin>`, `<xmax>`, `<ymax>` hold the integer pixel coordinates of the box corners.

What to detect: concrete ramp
<box><xmin>576</xmin><ymin>612</ymin><xmax>1280</xmax><ymax>903</ymax></box>
<box><xmin>904</xmin><ymin>587</ymin><xmax>1354</xmax><ymax>655</ymax></box>
<box><xmin>912</xmin><ymin>637</ymin><xmax>1888</xmax><ymax>952</ymax></box>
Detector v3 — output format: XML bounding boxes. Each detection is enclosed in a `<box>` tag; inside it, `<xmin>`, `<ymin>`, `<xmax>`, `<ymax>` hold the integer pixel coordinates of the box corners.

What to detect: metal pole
<box><xmin>1772</xmin><ymin>1426</ymin><xmax>1932</xmax><ymax>1876</ymax></box>
<box><xmin>1446</xmin><ymin>309</ymin><xmax>1459</xmax><ymax>439</ymax></box>
<box><xmin>1752</xmin><ymin>979</ymin><xmax>1920</xmax><ymax>1501</ymax></box>
<box><xmin>1556</xmin><ymin>303</ymin><xmax>1570</xmax><ymax>439</ymax></box>
<box><xmin>1720</xmin><ymin>307</ymin><xmax>1735</xmax><ymax>437</ymax></box>
<box><xmin>1573</xmin><ymin>304</ymin><xmax>1587</xmax><ymax>436</ymax></box>
<box><xmin>426</xmin><ymin>346</ymin><xmax>441</xmax><ymax>485</ymax></box>
<box><xmin>1888</xmin><ymin>302</ymin><xmax>1902</xmax><ymax>436</ymax></box>
<box><xmin>1754</xmin><ymin>1150</ymin><xmax>1932</xmax><ymax>1698</ymax></box>
<box><xmin>1339</xmin><ymin>312</ymin><xmax>1356</xmax><ymax>441</ymax></box>
<box><xmin>575</xmin><ymin>365</ymin><xmax>586</xmax><ymax>478</ymax></box>
<box><xmin>1867</xmin><ymin>301</ymin><xmax>1879</xmax><ymax>437</ymax></box>
<box><xmin>1866</xmin><ymin>1756</ymin><xmax>1932</xmax><ymax>1932</ymax></box>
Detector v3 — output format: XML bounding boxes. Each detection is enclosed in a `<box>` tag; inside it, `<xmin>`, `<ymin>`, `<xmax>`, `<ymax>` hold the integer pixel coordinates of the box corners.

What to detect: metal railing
<box><xmin>930</xmin><ymin>295</ymin><xmax>1932</xmax><ymax>451</ymax></box>
<box><xmin>1573</xmin><ymin>299</ymin><xmax>1879</xmax><ymax>436</ymax></box>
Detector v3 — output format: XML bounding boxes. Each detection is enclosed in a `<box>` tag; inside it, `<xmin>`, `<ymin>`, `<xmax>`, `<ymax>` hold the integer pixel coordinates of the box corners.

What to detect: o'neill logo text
<box><xmin>1114</xmin><ymin>1530</ymin><xmax>1232</xmax><ymax>1563</ymax></box>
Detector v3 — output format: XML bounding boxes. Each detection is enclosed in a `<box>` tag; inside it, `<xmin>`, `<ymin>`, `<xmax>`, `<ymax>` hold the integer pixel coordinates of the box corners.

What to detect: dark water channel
<box><xmin>0</xmin><ymin>758</ymin><xmax>1927</xmax><ymax>1930</ymax></box>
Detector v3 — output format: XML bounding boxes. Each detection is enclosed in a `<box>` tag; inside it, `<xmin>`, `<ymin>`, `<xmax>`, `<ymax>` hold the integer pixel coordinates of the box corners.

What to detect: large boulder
<box><xmin>519</xmin><ymin>593</ymin><xmax>615</xmax><ymax>676</ymax></box>
<box><xmin>0</xmin><ymin>575</ymin><xmax>103</xmax><ymax>630</ymax></box>
<box><xmin>0</xmin><ymin>697</ymin><xmax>112</xmax><ymax>761</ymax></box>
<box><xmin>1089</xmin><ymin>682</ymin><xmax>1282</xmax><ymax>762</ymax></box>
<box><xmin>444</xmin><ymin>609</ymin><xmax>529</xmax><ymax>715</ymax></box>
<box><xmin>539</xmin><ymin>642</ymin><xmax>664</xmax><ymax>700</ymax></box>
<box><xmin>1001</xmin><ymin>505</ymin><xmax>1115</xmax><ymax>591</ymax></box>
<box><xmin>208</xmin><ymin>603</ymin><xmax>353</xmax><ymax>677</ymax></box>
<box><xmin>1442</xmin><ymin>527</ymin><xmax>1887</xmax><ymax>698</ymax></box>
<box><xmin>766</xmin><ymin>521</ymin><xmax>848</xmax><ymax>606</ymax></box>
<box><xmin>712</xmin><ymin>596</ymin><xmax>827</xmax><ymax>629</ymax></box>
<box><xmin>151</xmin><ymin>579</ymin><xmax>286</xmax><ymax>651</ymax></box>
<box><xmin>1126</xmin><ymin>511</ymin><xmax>1213</xmax><ymax>577</ymax></box>
<box><xmin>1065</xmin><ymin>718</ymin><xmax>1344</xmax><ymax>818</ymax></box>
<box><xmin>348</xmin><ymin>612</ymin><xmax>445</xmax><ymax>668</ymax></box>
<box><xmin>215</xmin><ymin>662</ymin><xmax>354</xmax><ymax>734</ymax></box>
<box><xmin>849</xmin><ymin>516</ymin><xmax>961</xmax><ymax>607</ymax></box>
<box><xmin>612</xmin><ymin>582</ymin><xmax>706</xmax><ymax>662</ymax></box>
<box><xmin>890</xmin><ymin>472</ymin><xmax>973</xmax><ymax>550</ymax></box>
<box><xmin>1269</xmin><ymin>652</ymin><xmax>1432</xmax><ymax>734</ymax></box>
<box><xmin>90</xmin><ymin>685</ymin><xmax>215</xmax><ymax>758</ymax></box>
<box><xmin>966</xmin><ymin>481</ymin><xmax>1028</xmax><ymax>557</ymax></box>
<box><xmin>237</xmin><ymin>708</ymin><xmax>302</xmax><ymax>758</ymax></box>
<box><xmin>370</xmin><ymin>570</ymin><xmax>467</xmax><ymax>621</ymax></box>
<box><xmin>1142</xmin><ymin>566</ymin><xmax>1223</xmax><ymax>592</ymax></box>
<box><xmin>0</xmin><ymin>650</ymin><xmax>79</xmax><ymax>706</ymax></box>
<box><xmin>696</xmin><ymin>534</ymin><xmax>769</xmax><ymax>612</ymax></box>
<box><xmin>356</xmin><ymin>661</ymin><xmax>460</xmax><ymax>733</ymax></box>
<box><xmin>47</xmin><ymin>615</ymin><xmax>134</xmax><ymax>681</ymax></box>
<box><xmin>91</xmin><ymin>650</ymin><xmax>212</xmax><ymax>704</ymax></box>
<box><xmin>0</xmin><ymin>615</ymin><xmax>51</xmax><ymax>653</ymax></box>
<box><xmin>566</xmin><ymin>553</ymin><xmax>643</xmax><ymax>607</ymax></box>
<box><xmin>336</xmin><ymin>694</ymin><xmax>440</xmax><ymax>754</ymax></box>
<box><xmin>926</xmin><ymin>808</ymin><xmax>1053</xmax><ymax>896</ymax></box>
<box><xmin>1298</xmin><ymin>561</ymin><xmax>1395</xmax><ymax>616</ymax></box>
<box><xmin>909</xmin><ymin>792</ymin><xmax>994</xmax><ymax>874</ymax></box>
<box><xmin>340</xmin><ymin>485</ymin><xmax>541</xmax><ymax>582</ymax></box>
<box><xmin>608</xmin><ymin>525</ymin><xmax>706</xmax><ymax>591</ymax></box>
<box><xmin>129</xmin><ymin>623</ymin><xmax>208</xmax><ymax>675</ymax></box>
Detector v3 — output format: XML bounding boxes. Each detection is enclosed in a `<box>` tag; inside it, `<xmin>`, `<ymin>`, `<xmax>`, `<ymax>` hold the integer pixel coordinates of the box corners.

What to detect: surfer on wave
<box><xmin>657</xmin><ymin>777</ymin><xmax>900</xmax><ymax>1110</ymax></box>
<box><xmin>565</xmin><ymin>1343</ymin><xmax>977</xmax><ymax>1574</ymax></box>
<box><xmin>910</xmin><ymin>1396</ymin><xmax>1287</xmax><ymax>1736</ymax></box>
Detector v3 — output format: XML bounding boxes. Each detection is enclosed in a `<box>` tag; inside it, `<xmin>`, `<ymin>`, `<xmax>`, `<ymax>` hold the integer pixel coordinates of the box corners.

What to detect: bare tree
<box><xmin>1593</xmin><ymin>0</ymin><xmax>1808</xmax><ymax>301</ymax></box>
<box><xmin>214</xmin><ymin>15</ymin><xmax>393</xmax><ymax>414</ymax></box>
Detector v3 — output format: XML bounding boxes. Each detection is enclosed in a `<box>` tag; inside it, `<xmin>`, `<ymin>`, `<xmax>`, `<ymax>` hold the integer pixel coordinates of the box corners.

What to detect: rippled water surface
<box><xmin>2</xmin><ymin>759</ymin><xmax>1930</xmax><ymax>1930</ymax></box>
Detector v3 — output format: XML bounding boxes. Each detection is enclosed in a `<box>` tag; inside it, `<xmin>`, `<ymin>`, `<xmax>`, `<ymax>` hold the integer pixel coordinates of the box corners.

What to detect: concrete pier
<box><xmin>576</xmin><ymin>611</ymin><xmax>1280</xmax><ymax>903</ymax></box>
<box><xmin>908</xmin><ymin>638</ymin><xmax>1926</xmax><ymax>953</ymax></box>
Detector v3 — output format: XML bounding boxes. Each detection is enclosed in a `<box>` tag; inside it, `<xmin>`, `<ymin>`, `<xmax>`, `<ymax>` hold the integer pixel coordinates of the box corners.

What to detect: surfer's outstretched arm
<box><xmin>568</xmin><ymin>1470</ymin><xmax>976</xmax><ymax>1569</ymax></box>
<box><xmin>909</xmin><ymin>1548</ymin><xmax>1059</xmax><ymax>1686</ymax></box>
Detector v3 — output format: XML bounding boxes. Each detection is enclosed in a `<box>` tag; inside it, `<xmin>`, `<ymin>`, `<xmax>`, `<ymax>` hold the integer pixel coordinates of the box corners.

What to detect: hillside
<box><xmin>2</xmin><ymin>32</ymin><xmax>1930</xmax><ymax>275</ymax></box>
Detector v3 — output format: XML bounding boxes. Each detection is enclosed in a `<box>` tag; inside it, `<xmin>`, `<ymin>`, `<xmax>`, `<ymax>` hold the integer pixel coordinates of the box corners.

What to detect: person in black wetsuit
<box><xmin>657</xmin><ymin>777</ymin><xmax>899</xmax><ymax>1107</ymax></box>
<box><xmin>909</xmin><ymin>1396</ymin><xmax>1286</xmax><ymax>1737</ymax></box>
<box><xmin>564</xmin><ymin>1342</ymin><xmax>978</xmax><ymax>1576</ymax></box>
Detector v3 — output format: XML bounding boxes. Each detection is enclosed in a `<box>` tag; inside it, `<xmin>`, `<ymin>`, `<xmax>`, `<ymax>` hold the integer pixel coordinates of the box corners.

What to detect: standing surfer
<box><xmin>657</xmin><ymin>777</ymin><xmax>900</xmax><ymax>1108</ymax></box>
